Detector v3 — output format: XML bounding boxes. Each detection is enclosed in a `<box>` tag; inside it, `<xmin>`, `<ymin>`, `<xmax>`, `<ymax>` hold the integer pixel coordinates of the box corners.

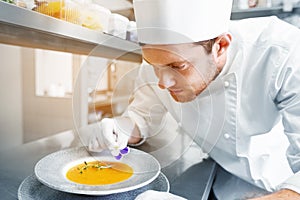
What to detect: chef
<box><xmin>85</xmin><ymin>0</ymin><xmax>300</xmax><ymax>199</ymax></box>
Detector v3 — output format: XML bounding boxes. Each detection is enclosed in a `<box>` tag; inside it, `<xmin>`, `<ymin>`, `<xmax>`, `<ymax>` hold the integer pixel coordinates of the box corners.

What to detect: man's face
<box><xmin>142</xmin><ymin>43</ymin><xmax>220</xmax><ymax>102</ymax></box>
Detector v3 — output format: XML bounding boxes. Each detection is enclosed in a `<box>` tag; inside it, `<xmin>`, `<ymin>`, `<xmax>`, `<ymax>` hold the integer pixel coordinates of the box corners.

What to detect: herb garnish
<box><xmin>77</xmin><ymin>161</ymin><xmax>111</xmax><ymax>174</ymax></box>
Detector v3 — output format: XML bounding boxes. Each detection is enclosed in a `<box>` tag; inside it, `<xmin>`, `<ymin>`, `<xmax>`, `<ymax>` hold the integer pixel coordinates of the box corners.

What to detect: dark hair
<box><xmin>194</xmin><ymin>37</ymin><xmax>217</xmax><ymax>54</ymax></box>
<box><xmin>139</xmin><ymin>37</ymin><xmax>217</xmax><ymax>54</ymax></box>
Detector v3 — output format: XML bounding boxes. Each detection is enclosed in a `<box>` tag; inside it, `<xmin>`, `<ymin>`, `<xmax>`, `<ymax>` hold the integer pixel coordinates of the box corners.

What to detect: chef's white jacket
<box><xmin>125</xmin><ymin>16</ymin><xmax>300</xmax><ymax>195</ymax></box>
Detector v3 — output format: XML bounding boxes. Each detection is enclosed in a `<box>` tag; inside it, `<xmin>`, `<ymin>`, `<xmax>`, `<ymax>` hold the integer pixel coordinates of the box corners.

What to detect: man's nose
<box><xmin>157</xmin><ymin>69</ymin><xmax>176</xmax><ymax>89</ymax></box>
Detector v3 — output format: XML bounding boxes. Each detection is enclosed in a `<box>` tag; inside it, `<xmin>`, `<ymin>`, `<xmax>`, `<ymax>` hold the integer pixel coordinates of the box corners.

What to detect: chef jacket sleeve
<box><xmin>122</xmin><ymin>62</ymin><xmax>168</xmax><ymax>139</ymax></box>
<box><xmin>271</xmin><ymin>46</ymin><xmax>300</xmax><ymax>193</ymax></box>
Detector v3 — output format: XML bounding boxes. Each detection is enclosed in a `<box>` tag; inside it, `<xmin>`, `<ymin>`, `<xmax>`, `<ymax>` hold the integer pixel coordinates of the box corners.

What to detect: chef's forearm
<box><xmin>249</xmin><ymin>171</ymin><xmax>300</xmax><ymax>199</ymax></box>
<box><xmin>114</xmin><ymin>117</ymin><xmax>143</xmax><ymax>145</ymax></box>
<box><xmin>278</xmin><ymin>170</ymin><xmax>300</xmax><ymax>195</ymax></box>
<box><xmin>128</xmin><ymin>124</ymin><xmax>143</xmax><ymax>144</ymax></box>
<box><xmin>248</xmin><ymin>189</ymin><xmax>300</xmax><ymax>199</ymax></box>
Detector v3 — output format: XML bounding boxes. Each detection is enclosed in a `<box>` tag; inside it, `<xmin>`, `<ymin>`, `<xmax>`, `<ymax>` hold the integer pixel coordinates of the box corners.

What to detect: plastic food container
<box><xmin>61</xmin><ymin>0</ymin><xmax>81</xmax><ymax>24</ymax></box>
<box><xmin>15</xmin><ymin>0</ymin><xmax>36</xmax><ymax>9</ymax></box>
<box><xmin>34</xmin><ymin>0</ymin><xmax>65</xmax><ymax>19</ymax></box>
<box><xmin>107</xmin><ymin>13</ymin><xmax>129</xmax><ymax>39</ymax></box>
<box><xmin>33</xmin><ymin>0</ymin><xmax>81</xmax><ymax>24</ymax></box>
<box><xmin>126</xmin><ymin>21</ymin><xmax>138</xmax><ymax>42</ymax></box>
<box><xmin>80</xmin><ymin>3</ymin><xmax>111</xmax><ymax>32</ymax></box>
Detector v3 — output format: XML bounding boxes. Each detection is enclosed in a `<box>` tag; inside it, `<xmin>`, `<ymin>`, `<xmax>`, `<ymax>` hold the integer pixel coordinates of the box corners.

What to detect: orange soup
<box><xmin>66</xmin><ymin>161</ymin><xmax>133</xmax><ymax>185</ymax></box>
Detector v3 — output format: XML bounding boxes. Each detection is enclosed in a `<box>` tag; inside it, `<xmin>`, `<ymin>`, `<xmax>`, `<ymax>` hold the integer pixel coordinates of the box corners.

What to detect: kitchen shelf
<box><xmin>231</xmin><ymin>4</ymin><xmax>300</xmax><ymax>20</ymax></box>
<box><xmin>0</xmin><ymin>1</ymin><xmax>142</xmax><ymax>62</ymax></box>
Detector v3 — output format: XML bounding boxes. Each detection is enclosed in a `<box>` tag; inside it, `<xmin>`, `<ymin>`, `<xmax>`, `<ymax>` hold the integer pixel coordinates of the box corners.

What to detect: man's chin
<box><xmin>170</xmin><ymin>93</ymin><xmax>196</xmax><ymax>103</ymax></box>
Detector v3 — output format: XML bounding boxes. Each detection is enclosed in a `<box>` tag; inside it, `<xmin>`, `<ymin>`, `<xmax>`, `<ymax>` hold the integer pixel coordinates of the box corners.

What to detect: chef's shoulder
<box><xmin>229</xmin><ymin>16</ymin><xmax>300</xmax><ymax>47</ymax></box>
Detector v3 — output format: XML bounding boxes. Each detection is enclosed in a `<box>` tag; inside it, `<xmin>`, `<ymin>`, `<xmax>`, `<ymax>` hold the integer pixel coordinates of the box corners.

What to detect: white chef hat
<box><xmin>133</xmin><ymin>0</ymin><xmax>233</xmax><ymax>44</ymax></box>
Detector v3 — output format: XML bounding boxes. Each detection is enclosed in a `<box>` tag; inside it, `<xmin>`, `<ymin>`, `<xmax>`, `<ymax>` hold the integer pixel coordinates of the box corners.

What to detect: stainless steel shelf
<box><xmin>0</xmin><ymin>1</ymin><xmax>142</xmax><ymax>62</ymax></box>
<box><xmin>231</xmin><ymin>5</ymin><xmax>300</xmax><ymax>20</ymax></box>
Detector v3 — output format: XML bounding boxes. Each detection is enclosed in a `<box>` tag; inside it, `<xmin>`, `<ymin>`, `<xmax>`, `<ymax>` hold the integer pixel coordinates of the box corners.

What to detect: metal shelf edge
<box><xmin>0</xmin><ymin>1</ymin><xmax>142</xmax><ymax>62</ymax></box>
<box><xmin>231</xmin><ymin>5</ymin><xmax>300</xmax><ymax>19</ymax></box>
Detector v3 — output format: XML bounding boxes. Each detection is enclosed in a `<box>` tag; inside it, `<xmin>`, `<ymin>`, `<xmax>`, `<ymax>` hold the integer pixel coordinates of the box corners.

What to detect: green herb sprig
<box><xmin>1</xmin><ymin>0</ymin><xmax>15</xmax><ymax>4</ymax></box>
<box><xmin>77</xmin><ymin>161</ymin><xmax>111</xmax><ymax>174</ymax></box>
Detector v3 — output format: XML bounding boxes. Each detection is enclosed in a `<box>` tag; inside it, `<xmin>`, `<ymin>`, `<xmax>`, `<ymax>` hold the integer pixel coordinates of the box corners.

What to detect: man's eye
<box><xmin>172</xmin><ymin>64</ymin><xmax>187</xmax><ymax>70</ymax></box>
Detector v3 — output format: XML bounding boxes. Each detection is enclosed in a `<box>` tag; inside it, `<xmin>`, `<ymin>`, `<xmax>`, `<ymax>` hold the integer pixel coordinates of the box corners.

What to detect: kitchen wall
<box><xmin>21</xmin><ymin>48</ymin><xmax>74</xmax><ymax>142</ymax></box>
<box><xmin>0</xmin><ymin>44</ymin><xmax>23</xmax><ymax>150</ymax></box>
<box><xmin>0</xmin><ymin>43</ymin><xmax>141</xmax><ymax>150</ymax></box>
<box><xmin>0</xmin><ymin>44</ymin><xmax>75</xmax><ymax>150</ymax></box>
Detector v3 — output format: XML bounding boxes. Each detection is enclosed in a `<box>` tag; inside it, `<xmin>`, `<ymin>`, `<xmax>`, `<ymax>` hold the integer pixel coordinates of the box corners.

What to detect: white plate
<box><xmin>34</xmin><ymin>147</ymin><xmax>161</xmax><ymax>195</ymax></box>
<box><xmin>18</xmin><ymin>173</ymin><xmax>169</xmax><ymax>200</ymax></box>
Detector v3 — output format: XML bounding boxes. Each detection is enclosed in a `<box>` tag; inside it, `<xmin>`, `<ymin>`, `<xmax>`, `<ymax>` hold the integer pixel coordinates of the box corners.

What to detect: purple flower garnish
<box><xmin>114</xmin><ymin>153</ymin><xmax>122</xmax><ymax>160</ymax></box>
<box><xmin>112</xmin><ymin>147</ymin><xmax>130</xmax><ymax>160</ymax></box>
<box><xmin>120</xmin><ymin>147</ymin><xmax>129</xmax><ymax>155</ymax></box>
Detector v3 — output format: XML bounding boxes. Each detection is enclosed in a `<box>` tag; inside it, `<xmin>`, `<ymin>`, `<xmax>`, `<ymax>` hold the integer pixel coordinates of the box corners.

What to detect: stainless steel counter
<box><xmin>0</xmin><ymin>128</ymin><xmax>216</xmax><ymax>200</ymax></box>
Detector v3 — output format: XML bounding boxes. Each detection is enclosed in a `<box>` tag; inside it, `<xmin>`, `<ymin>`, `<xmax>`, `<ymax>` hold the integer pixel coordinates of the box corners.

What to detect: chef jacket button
<box><xmin>224</xmin><ymin>133</ymin><xmax>230</xmax><ymax>139</ymax></box>
<box><xmin>178</xmin><ymin>122</ymin><xmax>182</xmax><ymax>127</ymax></box>
<box><xmin>224</xmin><ymin>81</ymin><xmax>230</xmax><ymax>88</ymax></box>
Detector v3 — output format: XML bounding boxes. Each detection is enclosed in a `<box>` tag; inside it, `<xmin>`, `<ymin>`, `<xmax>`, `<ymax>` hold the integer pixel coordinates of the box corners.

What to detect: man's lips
<box><xmin>168</xmin><ymin>89</ymin><xmax>183</xmax><ymax>94</ymax></box>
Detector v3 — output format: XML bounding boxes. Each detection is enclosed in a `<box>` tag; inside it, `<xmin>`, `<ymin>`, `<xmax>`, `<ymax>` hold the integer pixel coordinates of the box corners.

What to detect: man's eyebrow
<box><xmin>143</xmin><ymin>58</ymin><xmax>186</xmax><ymax>67</ymax></box>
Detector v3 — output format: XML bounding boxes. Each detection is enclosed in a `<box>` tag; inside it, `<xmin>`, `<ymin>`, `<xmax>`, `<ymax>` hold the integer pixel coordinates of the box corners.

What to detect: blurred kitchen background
<box><xmin>1</xmin><ymin>0</ymin><xmax>300</xmax><ymax>151</ymax></box>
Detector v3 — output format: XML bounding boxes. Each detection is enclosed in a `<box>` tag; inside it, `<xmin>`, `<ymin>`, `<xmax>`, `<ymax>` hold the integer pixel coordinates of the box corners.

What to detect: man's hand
<box><xmin>79</xmin><ymin>117</ymin><xmax>142</xmax><ymax>159</ymax></box>
<box><xmin>89</xmin><ymin>118</ymin><xmax>130</xmax><ymax>155</ymax></box>
<box><xmin>79</xmin><ymin>118</ymin><xmax>130</xmax><ymax>159</ymax></box>
<box><xmin>249</xmin><ymin>189</ymin><xmax>300</xmax><ymax>200</ymax></box>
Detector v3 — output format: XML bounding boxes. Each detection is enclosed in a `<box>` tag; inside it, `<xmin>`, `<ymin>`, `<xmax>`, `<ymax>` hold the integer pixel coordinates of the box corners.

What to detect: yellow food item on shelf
<box><xmin>81</xmin><ymin>11</ymin><xmax>103</xmax><ymax>31</ymax></box>
<box><xmin>34</xmin><ymin>1</ymin><xmax>111</xmax><ymax>30</ymax></box>
<box><xmin>61</xmin><ymin>7</ymin><xmax>80</xmax><ymax>24</ymax></box>
<box><xmin>34</xmin><ymin>0</ymin><xmax>65</xmax><ymax>19</ymax></box>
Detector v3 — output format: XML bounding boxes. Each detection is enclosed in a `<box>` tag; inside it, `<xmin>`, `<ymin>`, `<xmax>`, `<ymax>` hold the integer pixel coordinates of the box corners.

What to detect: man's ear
<box><xmin>213</xmin><ymin>33</ymin><xmax>232</xmax><ymax>58</ymax></box>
